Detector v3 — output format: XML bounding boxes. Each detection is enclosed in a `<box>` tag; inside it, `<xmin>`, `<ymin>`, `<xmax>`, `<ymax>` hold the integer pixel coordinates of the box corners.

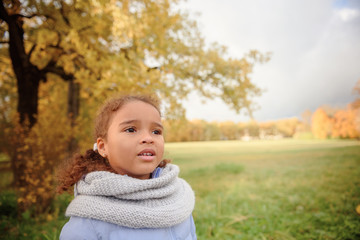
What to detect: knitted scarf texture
<box><xmin>65</xmin><ymin>164</ymin><xmax>195</xmax><ymax>228</ymax></box>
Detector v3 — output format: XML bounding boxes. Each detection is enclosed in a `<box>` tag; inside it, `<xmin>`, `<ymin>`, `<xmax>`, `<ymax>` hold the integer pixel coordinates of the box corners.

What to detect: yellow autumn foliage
<box><xmin>1</xmin><ymin>0</ymin><xmax>272</xmax><ymax>214</ymax></box>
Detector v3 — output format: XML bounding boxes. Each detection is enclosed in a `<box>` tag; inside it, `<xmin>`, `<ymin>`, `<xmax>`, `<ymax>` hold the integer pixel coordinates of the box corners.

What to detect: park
<box><xmin>1</xmin><ymin>0</ymin><xmax>360</xmax><ymax>239</ymax></box>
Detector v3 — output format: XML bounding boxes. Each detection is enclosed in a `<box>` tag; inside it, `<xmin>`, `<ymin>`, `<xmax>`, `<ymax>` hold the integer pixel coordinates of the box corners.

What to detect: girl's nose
<box><xmin>140</xmin><ymin>132</ymin><xmax>154</xmax><ymax>144</ymax></box>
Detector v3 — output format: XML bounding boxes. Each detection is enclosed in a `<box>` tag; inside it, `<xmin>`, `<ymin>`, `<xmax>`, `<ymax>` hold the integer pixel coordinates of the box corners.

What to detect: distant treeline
<box><xmin>163</xmin><ymin>118</ymin><xmax>300</xmax><ymax>142</ymax></box>
<box><xmin>163</xmin><ymin>103</ymin><xmax>360</xmax><ymax>142</ymax></box>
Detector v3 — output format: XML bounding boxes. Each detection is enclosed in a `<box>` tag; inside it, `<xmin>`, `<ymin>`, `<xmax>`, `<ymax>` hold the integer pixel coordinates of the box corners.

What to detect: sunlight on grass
<box><xmin>1</xmin><ymin>139</ymin><xmax>359</xmax><ymax>239</ymax></box>
<box><xmin>165</xmin><ymin>139</ymin><xmax>360</xmax><ymax>240</ymax></box>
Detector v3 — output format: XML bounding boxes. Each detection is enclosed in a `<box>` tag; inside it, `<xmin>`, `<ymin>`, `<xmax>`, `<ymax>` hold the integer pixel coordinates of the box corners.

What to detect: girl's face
<box><xmin>97</xmin><ymin>100</ymin><xmax>164</xmax><ymax>179</ymax></box>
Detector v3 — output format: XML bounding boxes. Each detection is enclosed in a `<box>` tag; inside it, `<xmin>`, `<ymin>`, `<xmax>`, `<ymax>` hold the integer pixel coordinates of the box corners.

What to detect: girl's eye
<box><xmin>152</xmin><ymin>129</ymin><xmax>162</xmax><ymax>135</ymax></box>
<box><xmin>125</xmin><ymin>127</ymin><xmax>136</xmax><ymax>133</ymax></box>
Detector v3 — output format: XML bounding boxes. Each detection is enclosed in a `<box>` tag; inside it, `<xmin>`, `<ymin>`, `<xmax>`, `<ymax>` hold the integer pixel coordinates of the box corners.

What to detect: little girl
<box><xmin>58</xmin><ymin>95</ymin><xmax>196</xmax><ymax>240</ymax></box>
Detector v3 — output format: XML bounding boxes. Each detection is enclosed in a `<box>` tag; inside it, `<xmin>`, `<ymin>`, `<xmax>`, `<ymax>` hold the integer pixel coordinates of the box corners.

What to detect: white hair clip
<box><xmin>93</xmin><ymin>143</ymin><xmax>98</xmax><ymax>151</ymax></box>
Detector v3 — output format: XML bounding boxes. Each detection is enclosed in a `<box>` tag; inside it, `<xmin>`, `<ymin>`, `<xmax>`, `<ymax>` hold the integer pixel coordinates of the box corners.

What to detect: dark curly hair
<box><xmin>57</xmin><ymin>95</ymin><xmax>170</xmax><ymax>193</ymax></box>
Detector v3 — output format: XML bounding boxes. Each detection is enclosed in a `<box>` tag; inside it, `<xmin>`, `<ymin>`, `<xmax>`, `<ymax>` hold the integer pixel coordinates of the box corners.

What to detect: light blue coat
<box><xmin>60</xmin><ymin>215</ymin><xmax>197</xmax><ymax>240</ymax></box>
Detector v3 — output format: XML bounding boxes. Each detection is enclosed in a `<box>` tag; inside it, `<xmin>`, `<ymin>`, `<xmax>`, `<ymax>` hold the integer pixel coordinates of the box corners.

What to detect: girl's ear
<box><xmin>97</xmin><ymin>137</ymin><xmax>108</xmax><ymax>158</ymax></box>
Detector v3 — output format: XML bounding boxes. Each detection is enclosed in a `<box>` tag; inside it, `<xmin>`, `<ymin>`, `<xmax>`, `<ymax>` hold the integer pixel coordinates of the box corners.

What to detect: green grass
<box><xmin>0</xmin><ymin>191</ymin><xmax>72</xmax><ymax>240</ymax></box>
<box><xmin>165</xmin><ymin>139</ymin><xmax>360</xmax><ymax>240</ymax></box>
<box><xmin>1</xmin><ymin>139</ymin><xmax>360</xmax><ymax>239</ymax></box>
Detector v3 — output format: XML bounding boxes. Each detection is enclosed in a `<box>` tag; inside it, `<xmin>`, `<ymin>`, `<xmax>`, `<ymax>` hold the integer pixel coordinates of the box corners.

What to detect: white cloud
<box><xmin>180</xmin><ymin>0</ymin><xmax>360</xmax><ymax>122</ymax></box>
<box><xmin>336</xmin><ymin>8</ymin><xmax>360</xmax><ymax>22</ymax></box>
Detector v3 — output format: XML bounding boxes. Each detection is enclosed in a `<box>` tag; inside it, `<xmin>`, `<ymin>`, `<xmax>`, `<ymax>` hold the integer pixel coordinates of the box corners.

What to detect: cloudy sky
<box><xmin>180</xmin><ymin>0</ymin><xmax>360</xmax><ymax>122</ymax></box>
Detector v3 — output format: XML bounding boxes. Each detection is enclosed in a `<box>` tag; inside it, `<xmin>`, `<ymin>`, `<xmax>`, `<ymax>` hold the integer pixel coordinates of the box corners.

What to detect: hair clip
<box><xmin>93</xmin><ymin>143</ymin><xmax>98</xmax><ymax>151</ymax></box>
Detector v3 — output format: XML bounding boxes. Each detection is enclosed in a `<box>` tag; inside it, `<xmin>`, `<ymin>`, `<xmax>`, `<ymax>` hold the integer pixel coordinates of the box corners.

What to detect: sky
<box><xmin>179</xmin><ymin>0</ymin><xmax>360</xmax><ymax>122</ymax></box>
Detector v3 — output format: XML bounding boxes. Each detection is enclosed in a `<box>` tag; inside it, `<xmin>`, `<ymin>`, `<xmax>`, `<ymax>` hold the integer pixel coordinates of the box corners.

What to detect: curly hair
<box><xmin>57</xmin><ymin>95</ymin><xmax>170</xmax><ymax>193</ymax></box>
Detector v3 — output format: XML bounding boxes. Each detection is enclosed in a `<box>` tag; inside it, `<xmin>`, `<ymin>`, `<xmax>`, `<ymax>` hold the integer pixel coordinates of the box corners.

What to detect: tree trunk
<box><xmin>67</xmin><ymin>80</ymin><xmax>80</xmax><ymax>155</ymax></box>
<box><xmin>1</xmin><ymin>1</ymin><xmax>43</xmax><ymax>188</ymax></box>
<box><xmin>15</xmin><ymin>67</ymin><xmax>41</xmax><ymax>128</ymax></box>
<box><xmin>1</xmin><ymin>1</ymin><xmax>79</xmax><ymax>214</ymax></box>
<box><xmin>1</xmin><ymin>4</ymin><xmax>42</xmax><ymax>128</ymax></box>
<box><xmin>11</xmin><ymin>70</ymin><xmax>40</xmax><ymax>188</ymax></box>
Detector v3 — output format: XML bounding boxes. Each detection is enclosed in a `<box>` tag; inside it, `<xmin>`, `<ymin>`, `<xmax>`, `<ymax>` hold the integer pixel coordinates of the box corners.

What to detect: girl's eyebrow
<box><xmin>119</xmin><ymin>119</ymin><xmax>163</xmax><ymax>129</ymax></box>
<box><xmin>154</xmin><ymin>122</ymin><xmax>164</xmax><ymax>129</ymax></box>
<box><xmin>119</xmin><ymin>120</ymin><xmax>138</xmax><ymax>126</ymax></box>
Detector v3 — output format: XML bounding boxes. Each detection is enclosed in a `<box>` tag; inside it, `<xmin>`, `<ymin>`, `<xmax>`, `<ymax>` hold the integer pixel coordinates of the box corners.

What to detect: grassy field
<box><xmin>166</xmin><ymin>139</ymin><xmax>360</xmax><ymax>240</ymax></box>
<box><xmin>1</xmin><ymin>139</ymin><xmax>360</xmax><ymax>239</ymax></box>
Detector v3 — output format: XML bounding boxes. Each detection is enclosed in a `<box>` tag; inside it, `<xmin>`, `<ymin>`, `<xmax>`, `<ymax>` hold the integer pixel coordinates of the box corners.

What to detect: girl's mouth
<box><xmin>138</xmin><ymin>152</ymin><xmax>154</xmax><ymax>156</ymax></box>
<box><xmin>137</xmin><ymin>149</ymin><xmax>156</xmax><ymax>160</ymax></box>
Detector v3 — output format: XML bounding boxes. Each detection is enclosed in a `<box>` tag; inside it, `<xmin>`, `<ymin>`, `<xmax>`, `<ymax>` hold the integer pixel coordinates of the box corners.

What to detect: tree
<box><xmin>188</xmin><ymin>120</ymin><xmax>206</xmax><ymax>141</ymax></box>
<box><xmin>0</xmin><ymin>0</ymin><xmax>77</xmax><ymax>191</ymax></box>
<box><xmin>219</xmin><ymin>121</ymin><xmax>239</xmax><ymax>140</ymax></box>
<box><xmin>163</xmin><ymin>118</ymin><xmax>191</xmax><ymax>142</ymax></box>
<box><xmin>275</xmin><ymin>118</ymin><xmax>299</xmax><ymax>137</ymax></box>
<box><xmin>351</xmin><ymin>79</ymin><xmax>360</xmax><ymax>133</ymax></box>
<box><xmin>1</xmin><ymin>0</ymin><xmax>269</xmax><ymax>212</ymax></box>
<box><xmin>1</xmin><ymin>0</ymin><xmax>270</xmax><ymax>125</ymax></box>
<box><xmin>311</xmin><ymin>108</ymin><xmax>332</xmax><ymax>139</ymax></box>
<box><xmin>0</xmin><ymin>0</ymin><xmax>76</xmax><ymax>128</ymax></box>
<box><xmin>332</xmin><ymin>107</ymin><xmax>359</xmax><ymax>139</ymax></box>
<box><xmin>204</xmin><ymin>121</ymin><xmax>221</xmax><ymax>141</ymax></box>
<box><xmin>331</xmin><ymin>80</ymin><xmax>360</xmax><ymax>139</ymax></box>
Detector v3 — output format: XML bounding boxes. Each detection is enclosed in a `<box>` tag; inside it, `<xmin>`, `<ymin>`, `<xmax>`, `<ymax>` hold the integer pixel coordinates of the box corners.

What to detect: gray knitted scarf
<box><xmin>65</xmin><ymin>164</ymin><xmax>195</xmax><ymax>228</ymax></box>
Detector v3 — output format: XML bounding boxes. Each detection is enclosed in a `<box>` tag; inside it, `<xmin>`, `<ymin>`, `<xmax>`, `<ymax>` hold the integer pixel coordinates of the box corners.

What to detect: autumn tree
<box><xmin>332</xmin><ymin>107</ymin><xmax>359</xmax><ymax>139</ymax></box>
<box><xmin>188</xmin><ymin>120</ymin><xmax>206</xmax><ymax>141</ymax></box>
<box><xmin>1</xmin><ymin>0</ymin><xmax>269</xmax><ymax>212</ymax></box>
<box><xmin>351</xmin><ymin>79</ymin><xmax>360</xmax><ymax>133</ymax></box>
<box><xmin>163</xmin><ymin>118</ymin><xmax>190</xmax><ymax>142</ymax></box>
<box><xmin>275</xmin><ymin>118</ymin><xmax>299</xmax><ymax>137</ymax></box>
<box><xmin>243</xmin><ymin>120</ymin><xmax>260</xmax><ymax>137</ymax></box>
<box><xmin>1</xmin><ymin>0</ymin><xmax>270</xmax><ymax>126</ymax></box>
<box><xmin>0</xmin><ymin>0</ymin><xmax>102</xmax><ymax>196</ymax></box>
<box><xmin>258</xmin><ymin>121</ymin><xmax>276</xmax><ymax>138</ymax></box>
<box><xmin>203</xmin><ymin>121</ymin><xmax>221</xmax><ymax>141</ymax></box>
<box><xmin>311</xmin><ymin>108</ymin><xmax>333</xmax><ymax>139</ymax></box>
<box><xmin>218</xmin><ymin>121</ymin><xmax>239</xmax><ymax>140</ymax></box>
<box><xmin>331</xmin><ymin>79</ymin><xmax>360</xmax><ymax>139</ymax></box>
<box><xmin>0</xmin><ymin>0</ymin><xmax>270</xmax><ymax>134</ymax></box>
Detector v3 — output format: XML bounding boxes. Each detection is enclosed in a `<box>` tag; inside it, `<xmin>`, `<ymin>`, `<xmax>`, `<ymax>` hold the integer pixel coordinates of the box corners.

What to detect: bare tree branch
<box><xmin>12</xmin><ymin>13</ymin><xmax>55</xmax><ymax>21</ymax></box>
<box><xmin>0</xmin><ymin>0</ymin><xmax>10</xmax><ymax>23</ymax></box>
<box><xmin>60</xmin><ymin>1</ymin><xmax>70</xmax><ymax>26</ymax></box>
<box><xmin>147</xmin><ymin>66</ymin><xmax>160</xmax><ymax>72</ymax></box>
<box><xmin>48</xmin><ymin>44</ymin><xmax>62</xmax><ymax>50</ymax></box>
<box><xmin>27</xmin><ymin>43</ymin><xmax>36</xmax><ymax>59</ymax></box>
<box><xmin>78</xmin><ymin>26</ymin><xmax>91</xmax><ymax>33</ymax></box>
<box><xmin>12</xmin><ymin>13</ymin><xmax>38</xmax><ymax>19</ymax></box>
<box><xmin>42</xmin><ymin>60</ymin><xmax>74</xmax><ymax>81</ymax></box>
